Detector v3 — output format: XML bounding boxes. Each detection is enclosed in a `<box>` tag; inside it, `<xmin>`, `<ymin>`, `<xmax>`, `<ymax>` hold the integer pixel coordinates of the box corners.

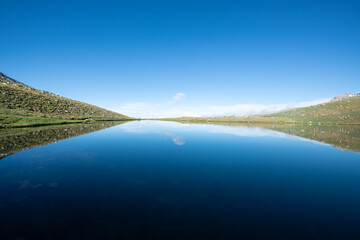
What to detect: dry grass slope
<box><xmin>161</xmin><ymin>95</ymin><xmax>360</xmax><ymax>125</ymax></box>
<box><xmin>263</xmin><ymin>95</ymin><xmax>360</xmax><ymax>124</ymax></box>
<box><xmin>0</xmin><ymin>72</ymin><xmax>131</xmax><ymax>127</ymax></box>
<box><xmin>0</xmin><ymin>84</ymin><xmax>127</xmax><ymax>119</ymax></box>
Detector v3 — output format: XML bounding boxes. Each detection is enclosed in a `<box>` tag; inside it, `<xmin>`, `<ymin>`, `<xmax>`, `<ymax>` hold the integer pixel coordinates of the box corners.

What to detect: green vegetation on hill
<box><xmin>162</xmin><ymin>95</ymin><xmax>360</xmax><ymax>125</ymax></box>
<box><xmin>263</xmin><ymin>95</ymin><xmax>360</xmax><ymax>124</ymax></box>
<box><xmin>0</xmin><ymin>72</ymin><xmax>132</xmax><ymax>128</ymax></box>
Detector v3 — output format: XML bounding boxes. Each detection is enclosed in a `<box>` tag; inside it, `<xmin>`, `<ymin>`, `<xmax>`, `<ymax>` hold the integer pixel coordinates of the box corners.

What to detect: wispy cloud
<box><xmin>167</xmin><ymin>92</ymin><xmax>186</xmax><ymax>105</ymax></box>
<box><xmin>112</xmin><ymin>95</ymin><xmax>331</xmax><ymax>118</ymax></box>
<box><xmin>173</xmin><ymin>93</ymin><xmax>186</xmax><ymax>102</ymax></box>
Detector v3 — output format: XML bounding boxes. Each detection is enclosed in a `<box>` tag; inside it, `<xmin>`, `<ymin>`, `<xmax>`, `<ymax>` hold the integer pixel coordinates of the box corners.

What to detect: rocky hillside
<box><xmin>330</xmin><ymin>93</ymin><xmax>360</xmax><ymax>102</ymax></box>
<box><xmin>0</xmin><ymin>72</ymin><xmax>129</xmax><ymax>120</ymax></box>
<box><xmin>263</xmin><ymin>94</ymin><xmax>360</xmax><ymax>124</ymax></box>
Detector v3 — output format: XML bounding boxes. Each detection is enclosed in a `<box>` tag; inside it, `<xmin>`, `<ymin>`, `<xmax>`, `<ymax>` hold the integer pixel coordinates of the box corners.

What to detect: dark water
<box><xmin>0</xmin><ymin>121</ymin><xmax>359</xmax><ymax>240</ymax></box>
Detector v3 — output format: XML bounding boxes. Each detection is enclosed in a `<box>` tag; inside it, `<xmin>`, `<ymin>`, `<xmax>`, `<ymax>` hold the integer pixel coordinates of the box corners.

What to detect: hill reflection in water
<box><xmin>1</xmin><ymin>121</ymin><xmax>359</xmax><ymax>161</ymax></box>
<box><xmin>0</xmin><ymin>121</ymin><xmax>130</xmax><ymax>160</ymax></box>
<box><xmin>168</xmin><ymin>121</ymin><xmax>360</xmax><ymax>153</ymax></box>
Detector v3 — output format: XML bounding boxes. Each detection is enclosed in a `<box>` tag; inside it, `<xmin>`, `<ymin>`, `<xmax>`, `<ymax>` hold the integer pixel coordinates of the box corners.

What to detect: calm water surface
<box><xmin>0</xmin><ymin>121</ymin><xmax>359</xmax><ymax>240</ymax></box>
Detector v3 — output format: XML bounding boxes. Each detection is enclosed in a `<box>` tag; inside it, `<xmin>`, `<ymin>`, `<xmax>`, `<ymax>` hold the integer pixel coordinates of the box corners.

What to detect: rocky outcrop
<box><xmin>331</xmin><ymin>93</ymin><xmax>360</xmax><ymax>102</ymax></box>
<box><xmin>0</xmin><ymin>72</ymin><xmax>58</xmax><ymax>96</ymax></box>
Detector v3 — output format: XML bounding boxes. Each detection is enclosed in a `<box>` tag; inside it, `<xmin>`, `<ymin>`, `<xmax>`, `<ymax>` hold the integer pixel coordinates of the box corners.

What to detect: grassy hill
<box><xmin>0</xmin><ymin>72</ymin><xmax>131</xmax><ymax>127</ymax></box>
<box><xmin>162</xmin><ymin>94</ymin><xmax>360</xmax><ymax>125</ymax></box>
<box><xmin>263</xmin><ymin>95</ymin><xmax>360</xmax><ymax>124</ymax></box>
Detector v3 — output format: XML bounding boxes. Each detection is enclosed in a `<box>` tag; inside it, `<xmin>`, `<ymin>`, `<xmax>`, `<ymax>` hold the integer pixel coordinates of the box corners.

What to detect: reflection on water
<box><xmin>265</xmin><ymin>124</ymin><xmax>360</xmax><ymax>153</ymax></box>
<box><xmin>0</xmin><ymin>120</ymin><xmax>360</xmax><ymax>239</ymax></box>
<box><xmin>164</xmin><ymin>131</ymin><xmax>186</xmax><ymax>145</ymax></box>
<box><xmin>1</xmin><ymin>121</ymin><xmax>359</xmax><ymax>161</ymax></box>
<box><xmin>0</xmin><ymin>121</ymin><xmax>129</xmax><ymax>159</ymax></box>
<box><xmin>2</xmin><ymin>121</ymin><xmax>359</xmax><ymax>159</ymax></box>
<box><xmin>121</xmin><ymin>121</ymin><xmax>360</xmax><ymax>153</ymax></box>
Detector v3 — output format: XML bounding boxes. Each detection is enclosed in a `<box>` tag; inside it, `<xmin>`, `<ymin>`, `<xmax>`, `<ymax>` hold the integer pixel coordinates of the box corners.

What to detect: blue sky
<box><xmin>1</xmin><ymin>0</ymin><xmax>359</xmax><ymax>117</ymax></box>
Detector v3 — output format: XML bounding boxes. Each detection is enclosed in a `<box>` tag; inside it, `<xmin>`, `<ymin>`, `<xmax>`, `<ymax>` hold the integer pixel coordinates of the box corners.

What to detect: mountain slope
<box><xmin>263</xmin><ymin>94</ymin><xmax>360</xmax><ymax>124</ymax></box>
<box><xmin>0</xmin><ymin>72</ymin><xmax>130</xmax><ymax>126</ymax></box>
<box><xmin>163</xmin><ymin>94</ymin><xmax>360</xmax><ymax>125</ymax></box>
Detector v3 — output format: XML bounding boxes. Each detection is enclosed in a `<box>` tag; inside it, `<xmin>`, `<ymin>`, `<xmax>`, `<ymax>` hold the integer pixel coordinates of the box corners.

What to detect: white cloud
<box><xmin>173</xmin><ymin>92</ymin><xmax>186</xmax><ymax>102</ymax></box>
<box><xmin>112</xmin><ymin>96</ymin><xmax>331</xmax><ymax>118</ymax></box>
<box><xmin>167</xmin><ymin>92</ymin><xmax>186</xmax><ymax>105</ymax></box>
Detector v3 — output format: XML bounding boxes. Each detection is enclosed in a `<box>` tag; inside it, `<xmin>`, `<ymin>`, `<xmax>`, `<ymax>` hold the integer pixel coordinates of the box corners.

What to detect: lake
<box><xmin>0</xmin><ymin>120</ymin><xmax>359</xmax><ymax>240</ymax></box>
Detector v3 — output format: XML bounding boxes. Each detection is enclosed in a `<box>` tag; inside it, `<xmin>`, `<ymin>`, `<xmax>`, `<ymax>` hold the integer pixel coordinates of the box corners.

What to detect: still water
<box><xmin>0</xmin><ymin>121</ymin><xmax>359</xmax><ymax>240</ymax></box>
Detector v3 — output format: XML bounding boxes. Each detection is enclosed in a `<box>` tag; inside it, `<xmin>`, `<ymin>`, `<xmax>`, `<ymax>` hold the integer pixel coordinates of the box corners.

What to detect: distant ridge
<box><xmin>330</xmin><ymin>93</ymin><xmax>360</xmax><ymax>102</ymax></box>
<box><xmin>0</xmin><ymin>72</ymin><xmax>130</xmax><ymax>122</ymax></box>
<box><xmin>165</xmin><ymin>94</ymin><xmax>360</xmax><ymax>125</ymax></box>
<box><xmin>263</xmin><ymin>94</ymin><xmax>360</xmax><ymax>124</ymax></box>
